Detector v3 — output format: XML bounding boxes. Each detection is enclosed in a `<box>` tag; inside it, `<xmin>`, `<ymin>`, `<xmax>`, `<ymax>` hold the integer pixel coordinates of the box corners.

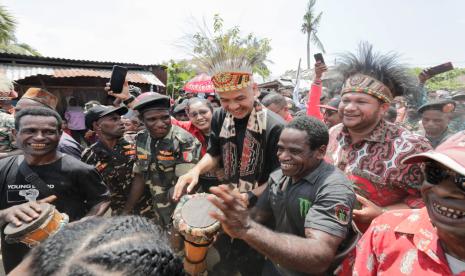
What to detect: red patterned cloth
<box><xmin>326</xmin><ymin>120</ymin><xmax>431</xmax><ymax>210</ymax></box>
<box><xmin>341</xmin><ymin>208</ymin><xmax>465</xmax><ymax>276</ymax></box>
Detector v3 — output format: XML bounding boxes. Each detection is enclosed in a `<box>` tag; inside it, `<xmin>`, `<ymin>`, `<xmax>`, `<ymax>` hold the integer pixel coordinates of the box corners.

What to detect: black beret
<box><xmin>133</xmin><ymin>94</ymin><xmax>170</xmax><ymax>113</ymax></box>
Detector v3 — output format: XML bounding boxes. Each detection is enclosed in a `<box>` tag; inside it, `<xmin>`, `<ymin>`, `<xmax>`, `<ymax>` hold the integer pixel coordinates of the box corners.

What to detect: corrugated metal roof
<box><xmin>0</xmin><ymin>64</ymin><xmax>164</xmax><ymax>86</ymax></box>
<box><xmin>0</xmin><ymin>53</ymin><xmax>165</xmax><ymax>69</ymax></box>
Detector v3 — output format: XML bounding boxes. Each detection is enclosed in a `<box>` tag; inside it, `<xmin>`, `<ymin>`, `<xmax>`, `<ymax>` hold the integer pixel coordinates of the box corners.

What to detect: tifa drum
<box><xmin>173</xmin><ymin>193</ymin><xmax>221</xmax><ymax>275</ymax></box>
<box><xmin>4</xmin><ymin>203</ymin><xmax>69</xmax><ymax>247</ymax></box>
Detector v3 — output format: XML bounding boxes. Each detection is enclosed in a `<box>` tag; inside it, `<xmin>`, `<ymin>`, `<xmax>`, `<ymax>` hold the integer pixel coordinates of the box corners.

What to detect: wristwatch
<box><xmin>247</xmin><ymin>191</ymin><xmax>258</xmax><ymax>207</ymax></box>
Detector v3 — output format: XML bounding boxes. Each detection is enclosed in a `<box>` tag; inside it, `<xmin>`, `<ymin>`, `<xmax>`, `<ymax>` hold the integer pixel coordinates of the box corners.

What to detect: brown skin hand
<box><xmin>208</xmin><ymin>185</ymin><xmax>343</xmax><ymax>274</ymax></box>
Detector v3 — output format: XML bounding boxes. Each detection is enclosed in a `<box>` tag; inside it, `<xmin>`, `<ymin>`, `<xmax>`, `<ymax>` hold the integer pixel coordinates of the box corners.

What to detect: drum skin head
<box><xmin>4</xmin><ymin>203</ymin><xmax>53</xmax><ymax>238</ymax></box>
<box><xmin>181</xmin><ymin>197</ymin><xmax>218</xmax><ymax>228</ymax></box>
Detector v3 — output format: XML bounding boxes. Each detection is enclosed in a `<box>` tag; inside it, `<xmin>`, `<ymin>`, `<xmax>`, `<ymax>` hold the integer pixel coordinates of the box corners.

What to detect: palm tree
<box><xmin>301</xmin><ymin>0</ymin><xmax>325</xmax><ymax>69</ymax></box>
<box><xmin>0</xmin><ymin>5</ymin><xmax>40</xmax><ymax>56</ymax></box>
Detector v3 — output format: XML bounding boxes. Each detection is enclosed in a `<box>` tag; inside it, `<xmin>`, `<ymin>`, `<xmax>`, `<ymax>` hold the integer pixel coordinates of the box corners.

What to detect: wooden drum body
<box><xmin>4</xmin><ymin>203</ymin><xmax>69</xmax><ymax>247</ymax></box>
<box><xmin>173</xmin><ymin>193</ymin><xmax>220</xmax><ymax>275</ymax></box>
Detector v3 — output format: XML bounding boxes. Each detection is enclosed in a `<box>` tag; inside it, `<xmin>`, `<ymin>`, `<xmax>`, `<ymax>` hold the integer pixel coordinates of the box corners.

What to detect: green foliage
<box><xmin>191</xmin><ymin>14</ymin><xmax>272</xmax><ymax>80</ymax></box>
<box><xmin>163</xmin><ymin>59</ymin><xmax>196</xmax><ymax>98</ymax></box>
<box><xmin>301</xmin><ymin>0</ymin><xmax>325</xmax><ymax>69</ymax></box>
<box><xmin>0</xmin><ymin>5</ymin><xmax>40</xmax><ymax>56</ymax></box>
<box><xmin>411</xmin><ymin>67</ymin><xmax>465</xmax><ymax>91</ymax></box>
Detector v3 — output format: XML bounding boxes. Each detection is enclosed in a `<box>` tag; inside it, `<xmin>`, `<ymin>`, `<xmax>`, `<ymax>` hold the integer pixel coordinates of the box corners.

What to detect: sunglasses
<box><xmin>425</xmin><ymin>162</ymin><xmax>465</xmax><ymax>192</ymax></box>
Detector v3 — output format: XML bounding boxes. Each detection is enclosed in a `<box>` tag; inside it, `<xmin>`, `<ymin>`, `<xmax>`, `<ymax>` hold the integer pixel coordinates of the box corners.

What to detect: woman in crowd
<box><xmin>64</xmin><ymin>97</ymin><xmax>86</xmax><ymax>144</ymax></box>
<box><xmin>172</xmin><ymin>97</ymin><xmax>223</xmax><ymax>191</ymax></box>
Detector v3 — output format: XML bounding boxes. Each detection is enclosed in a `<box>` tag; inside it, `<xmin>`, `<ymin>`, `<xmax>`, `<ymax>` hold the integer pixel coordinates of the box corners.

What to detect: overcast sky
<box><xmin>3</xmin><ymin>0</ymin><xmax>465</xmax><ymax>77</ymax></box>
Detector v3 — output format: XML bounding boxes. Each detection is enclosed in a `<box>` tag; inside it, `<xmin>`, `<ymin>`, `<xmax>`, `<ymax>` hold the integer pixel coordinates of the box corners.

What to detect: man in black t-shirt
<box><xmin>174</xmin><ymin>65</ymin><xmax>285</xmax><ymax>205</ymax></box>
<box><xmin>208</xmin><ymin>116</ymin><xmax>356</xmax><ymax>275</ymax></box>
<box><xmin>0</xmin><ymin>107</ymin><xmax>110</xmax><ymax>273</ymax></box>
<box><xmin>173</xmin><ymin>55</ymin><xmax>285</xmax><ymax>276</ymax></box>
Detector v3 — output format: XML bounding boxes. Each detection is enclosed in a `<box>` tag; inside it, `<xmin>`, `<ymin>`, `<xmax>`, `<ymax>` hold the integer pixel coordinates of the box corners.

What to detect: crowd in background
<box><xmin>0</xmin><ymin>42</ymin><xmax>465</xmax><ymax>276</ymax></box>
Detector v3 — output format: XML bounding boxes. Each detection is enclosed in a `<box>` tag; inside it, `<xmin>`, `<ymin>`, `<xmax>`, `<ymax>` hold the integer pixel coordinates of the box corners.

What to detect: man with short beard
<box><xmin>82</xmin><ymin>105</ymin><xmax>155</xmax><ymax>218</ymax></box>
<box><xmin>350</xmin><ymin>132</ymin><xmax>465</xmax><ymax>275</ymax></box>
<box><xmin>325</xmin><ymin>43</ymin><xmax>431</xmax><ymax>232</ymax></box>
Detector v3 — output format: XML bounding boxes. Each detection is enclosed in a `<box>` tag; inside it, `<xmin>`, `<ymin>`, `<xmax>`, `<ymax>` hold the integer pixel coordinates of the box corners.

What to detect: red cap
<box><xmin>403</xmin><ymin>131</ymin><xmax>465</xmax><ymax>175</ymax></box>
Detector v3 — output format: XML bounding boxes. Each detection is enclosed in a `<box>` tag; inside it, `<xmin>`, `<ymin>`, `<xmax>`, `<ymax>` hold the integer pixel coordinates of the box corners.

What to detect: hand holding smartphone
<box><xmin>109</xmin><ymin>65</ymin><xmax>128</xmax><ymax>94</ymax></box>
<box><xmin>425</xmin><ymin>62</ymin><xmax>454</xmax><ymax>77</ymax></box>
<box><xmin>314</xmin><ymin>53</ymin><xmax>325</xmax><ymax>65</ymax></box>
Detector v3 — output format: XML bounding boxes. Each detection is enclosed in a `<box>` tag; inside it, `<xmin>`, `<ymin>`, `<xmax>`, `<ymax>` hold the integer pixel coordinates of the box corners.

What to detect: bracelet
<box><xmin>123</xmin><ymin>95</ymin><xmax>135</xmax><ymax>105</ymax></box>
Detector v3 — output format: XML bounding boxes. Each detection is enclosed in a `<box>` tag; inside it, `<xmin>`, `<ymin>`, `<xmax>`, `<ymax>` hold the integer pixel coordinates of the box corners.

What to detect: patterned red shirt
<box><xmin>348</xmin><ymin>208</ymin><xmax>465</xmax><ymax>276</ymax></box>
<box><xmin>326</xmin><ymin>120</ymin><xmax>431</xmax><ymax>210</ymax></box>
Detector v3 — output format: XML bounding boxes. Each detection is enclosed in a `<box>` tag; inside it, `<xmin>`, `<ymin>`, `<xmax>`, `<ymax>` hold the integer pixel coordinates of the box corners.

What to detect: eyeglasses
<box><xmin>425</xmin><ymin>162</ymin><xmax>465</xmax><ymax>192</ymax></box>
<box><xmin>188</xmin><ymin>109</ymin><xmax>210</xmax><ymax>118</ymax></box>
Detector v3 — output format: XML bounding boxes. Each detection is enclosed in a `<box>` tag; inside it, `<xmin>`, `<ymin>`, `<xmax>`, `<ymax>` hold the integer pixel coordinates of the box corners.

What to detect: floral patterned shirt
<box><xmin>326</xmin><ymin>120</ymin><xmax>431</xmax><ymax>210</ymax></box>
<box><xmin>349</xmin><ymin>208</ymin><xmax>465</xmax><ymax>276</ymax></box>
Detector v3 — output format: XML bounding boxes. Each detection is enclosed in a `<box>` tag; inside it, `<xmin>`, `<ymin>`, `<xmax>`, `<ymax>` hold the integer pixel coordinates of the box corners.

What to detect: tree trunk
<box><xmin>306</xmin><ymin>32</ymin><xmax>311</xmax><ymax>69</ymax></box>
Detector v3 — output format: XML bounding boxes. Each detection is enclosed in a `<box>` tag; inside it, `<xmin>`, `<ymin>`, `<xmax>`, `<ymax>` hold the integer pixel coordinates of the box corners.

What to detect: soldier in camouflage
<box><xmin>82</xmin><ymin>105</ymin><xmax>155</xmax><ymax>218</ymax></box>
<box><xmin>123</xmin><ymin>94</ymin><xmax>201</xmax><ymax>228</ymax></box>
<box><xmin>449</xmin><ymin>91</ymin><xmax>465</xmax><ymax>134</ymax></box>
<box><xmin>0</xmin><ymin>75</ymin><xmax>19</xmax><ymax>159</ymax></box>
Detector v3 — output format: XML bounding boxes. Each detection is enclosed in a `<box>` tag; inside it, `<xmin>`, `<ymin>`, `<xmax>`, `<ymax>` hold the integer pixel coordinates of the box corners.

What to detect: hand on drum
<box><xmin>1</xmin><ymin>195</ymin><xmax>57</xmax><ymax>227</ymax></box>
<box><xmin>173</xmin><ymin>170</ymin><xmax>200</xmax><ymax>201</ymax></box>
<box><xmin>208</xmin><ymin>185</ymin><xmax>252</xmax><ymax>239</ymax></box>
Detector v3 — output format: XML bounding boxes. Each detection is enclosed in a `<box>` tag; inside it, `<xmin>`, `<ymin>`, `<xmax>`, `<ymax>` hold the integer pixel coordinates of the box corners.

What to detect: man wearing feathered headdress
<box><xmin>325</xmin><ymin>43</ymin><xmax>432</xmax><ymax>233</ymax></box>
<box><xmin>173</xmin><ymin>45</ymin><xmax>285</xmax><ymax>275</ymax></box>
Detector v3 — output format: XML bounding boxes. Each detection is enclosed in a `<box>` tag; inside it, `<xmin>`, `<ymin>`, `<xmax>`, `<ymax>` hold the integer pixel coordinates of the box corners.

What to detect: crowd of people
<box><xmin>0</xmin><ymin>41</ymin><xmax>464</xmax><ymax>276</ymax></box>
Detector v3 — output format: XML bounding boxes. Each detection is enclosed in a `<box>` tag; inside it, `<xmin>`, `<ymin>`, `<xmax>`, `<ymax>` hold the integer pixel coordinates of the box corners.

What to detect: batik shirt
<box><xmin>348</xmin><ymin>208</ymin><xmax>465</xmax><ymax>276</ymax></box>
<box><xmin>133</xmin><ymin>125</ymin><xmax>201</xmax><ymax>227</ymax></box>
<box><xmin>326</xmin><ymin>120</ymin><xmax>431</xmax><ymax>210</ymax></box>
<box><xmin>0</xmin><ymin>110</ymin><xmax>15</xmax><ymax>153</ymax></box>
<box><xmin>81</xmin><ymin>138</ymin><xmax>155</xmax><ymax>218</ymax></box>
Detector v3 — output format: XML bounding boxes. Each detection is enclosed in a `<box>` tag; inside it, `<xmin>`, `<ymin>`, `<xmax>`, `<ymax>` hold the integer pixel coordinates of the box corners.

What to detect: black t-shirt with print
<box><xmin>0</xmin><ymin>154</ymin><xmax>110</xmax><ymax>273</ymax></box>
<box><xmin>207</xmin><ymin>107</ymin><xmax>285</xmax><ymax>184</ymax></box>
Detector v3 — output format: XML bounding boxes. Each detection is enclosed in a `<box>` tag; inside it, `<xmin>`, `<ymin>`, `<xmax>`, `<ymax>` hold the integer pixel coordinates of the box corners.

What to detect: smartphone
<box><xmin>109</xmin><ymin>65</ymin><xmax>128</xmax><ymax>93</ymax></box>
<box><xmin>314</xmin><ymin>53</ymin><xmax>325</xmax><ymax>65</ymax></box>
<box><xmin>425</xmin><ymin>62</ymin><xmax>453</xmax><ymax>77</ymax></box>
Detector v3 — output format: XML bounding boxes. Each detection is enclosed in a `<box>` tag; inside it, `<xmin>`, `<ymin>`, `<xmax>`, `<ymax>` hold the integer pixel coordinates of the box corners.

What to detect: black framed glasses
<box><xmin>425</xmin><ymin>162</ymin><xmax>465</xmax><ymax>192</ymax></box>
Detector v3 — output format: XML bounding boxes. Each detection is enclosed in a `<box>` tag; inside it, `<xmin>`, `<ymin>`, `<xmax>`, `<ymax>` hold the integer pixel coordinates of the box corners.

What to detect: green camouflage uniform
<box><xmin>0</xmin><ymin>109</ymin><xmax>15</xmax><ymax>154</ymax></box>
<box><xmin>81</xmin><ymin>137</ymin><xmax>156</xmax><ymax>218</ymax></box>
<box><xmin>449</xmin><ymin>114</ymin><xmax>465</xmax><ymax>134</ymax></box>
<box><xmin>133</xmin><ymin>125</ymin><xmax>201</xmax><ymax>228</ymax></box>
